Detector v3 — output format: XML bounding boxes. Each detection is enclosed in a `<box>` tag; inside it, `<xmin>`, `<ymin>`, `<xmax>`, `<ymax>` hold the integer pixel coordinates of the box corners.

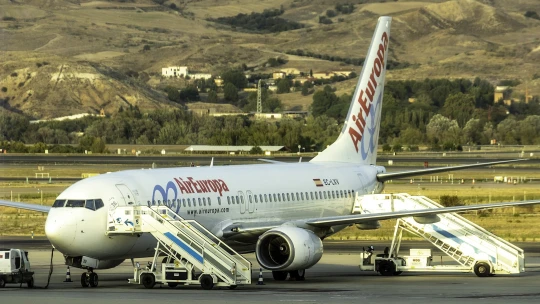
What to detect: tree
<box><xmin>221</xmin><ymin>69</ymin><xmax>247</xmax><ymax>89</ymax></box>
<box><xmin>223</xmin><ymin>83</ymin><xmax>239</xmax><ymax>103</ymax></box>
<box><xmin>207</xmin><ymin>90</ymin><xmax>218</xmax><ymax>103</ymax></box>
<box><xmin>462</xmin><ymin>118</ymin><xmax>483</xmax><ymax>144</ymax></box>
<box><xmin>426</xmin><ymin>114</ymin><xmax>461</xmax><ymax>144</ymax></box>
<box><xmin>301</xmin><ymin>85</ymin><xmax>309</xmax><ymax>96</ymax></box>
<box><xmin>179</xmin><ymin>85</ymin><xmax>200</xmax><ymax>102</ymax></box>
<box><xmin>442</xmin><ymin>92</ymin><xmax>475</xmax><ymax>127</ymax></box>
<box><xmin>276</xmin><ymin>79</ymin><xmax>291</xmax><ymax>94</ymax></box>
<box><xmin>143</xmin><ymin>44</ymin><xmax>151</xmax><ymax>51</ymax></box>
<box><xmin>250</xmin><ymin>146</ymin><xmax>263</xmax><ymax>154</ymax></box>
<box><xmin>311</xmin><ymin>85</ymin><xmax>338</xmax><ymax>117</ymax></box>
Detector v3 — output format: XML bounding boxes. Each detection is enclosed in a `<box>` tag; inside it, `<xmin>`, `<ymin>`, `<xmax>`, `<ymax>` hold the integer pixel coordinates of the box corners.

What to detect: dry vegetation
<box><xmin>1</xmin><ymin>0</ymin><xmax>540</xmax><ymax>118</ymax></box>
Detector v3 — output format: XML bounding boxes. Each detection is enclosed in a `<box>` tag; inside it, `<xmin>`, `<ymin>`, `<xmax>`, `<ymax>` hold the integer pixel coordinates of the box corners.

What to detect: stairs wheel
<box><xmin>141</xmin><ymin>273</ymin><xmax>156</xmax><ymax>289</ymax></box>
<box><xmin>200</xmin><ymin>274</ymin><xmax>214</xmax><ymax>290</ymax></box>
<box><xmin>168</xmin><ymin>283</ymin><xmax>178</xmax><ymax>288</ymax></box>
<box><xmin>474</xmin><ymin>262</ymin><xmax>491</xmax><ymax>277</ymax></box>
<box><xmin>379</xmin><ymin>260</ymin><xmax>396</xmax><ymax>276</ymax></box>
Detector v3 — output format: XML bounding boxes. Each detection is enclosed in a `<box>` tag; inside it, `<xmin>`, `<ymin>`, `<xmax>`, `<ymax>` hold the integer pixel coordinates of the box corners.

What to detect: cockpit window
<box><xmin>65</xmin><ymin>200</ymin><xmax>85</xmax><ymax>207</ymax></box>
<box><xmin>85</xmin><ymin>199</ymin><xmax>95</xmax><ymax>210</ymax></box>
<box><xmin>95</xmin><ymin>199</ymin><xmax>104</xmax><ymax>210</ymax></box>
<box><xmin>52</xmin><ymin>200</ymin><xmax>65</xmax><ymax>208</ymax></box>
<box><xmin>58</xmin><ymin>199</ymin><xmax>104</xmax><ymax>210</ymax></box>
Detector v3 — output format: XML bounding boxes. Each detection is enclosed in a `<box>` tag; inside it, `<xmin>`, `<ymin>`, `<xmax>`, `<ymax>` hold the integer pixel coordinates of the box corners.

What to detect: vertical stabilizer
<box><xmin>311</xmin><ymin>16</ymin><xmax>391</xmax><ymax>164</ymax></box>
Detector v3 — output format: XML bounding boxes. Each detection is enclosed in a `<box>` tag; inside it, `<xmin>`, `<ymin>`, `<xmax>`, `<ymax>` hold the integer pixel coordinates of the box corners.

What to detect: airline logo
<box><xmin>348</xmin><ymin>30</ymin><xmax>389</xmax><ymax>155</ymax></box>
<box><xmin>313</xmin><ymin>179</ymin><xmax>324</xmax><ymax>187</ymax></box>
<box><xmin>151</xmin><ymin>177</ymin><xmax>231</xmax><ymax>214</ymax></box>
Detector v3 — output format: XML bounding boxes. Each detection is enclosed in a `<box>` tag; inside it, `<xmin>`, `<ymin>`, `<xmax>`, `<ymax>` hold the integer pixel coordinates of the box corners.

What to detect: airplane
<box><xmin>1</xmin><ymin>16</ymin><xmax>539</xmax><ymax>288</ymax></box>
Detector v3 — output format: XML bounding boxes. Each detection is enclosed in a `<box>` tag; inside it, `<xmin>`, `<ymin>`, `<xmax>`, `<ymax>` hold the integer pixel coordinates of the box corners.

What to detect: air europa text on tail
<box><xmin>349</xmin><ymin>31</ymin><xmax>389</xmax><ymax>153</ymax></box>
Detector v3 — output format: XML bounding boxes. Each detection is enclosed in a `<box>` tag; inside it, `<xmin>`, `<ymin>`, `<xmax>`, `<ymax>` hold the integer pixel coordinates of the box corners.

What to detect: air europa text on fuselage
<box><xmin>348</xmin><ymin>30</ymin><xmax>389</xmax><ymax>153</ymax></box>
<box><xmin>174</xmin><ymin>177</ymin><xmax>230</xmax><ymax>196</ymax></box>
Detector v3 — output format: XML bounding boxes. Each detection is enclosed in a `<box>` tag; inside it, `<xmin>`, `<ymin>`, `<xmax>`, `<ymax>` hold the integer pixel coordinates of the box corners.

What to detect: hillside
<box><xmin>1</xmin><ymin>0</ymin><xmax>540</xmax><ymax>118</ymax></box>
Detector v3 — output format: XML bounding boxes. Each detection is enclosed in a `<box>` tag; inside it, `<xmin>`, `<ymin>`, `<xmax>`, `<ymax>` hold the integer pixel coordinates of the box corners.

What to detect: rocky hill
<box><xmin>1</xmin><ymin>0</ymin><xmax>539</xmax><ymax>118</ymax></box>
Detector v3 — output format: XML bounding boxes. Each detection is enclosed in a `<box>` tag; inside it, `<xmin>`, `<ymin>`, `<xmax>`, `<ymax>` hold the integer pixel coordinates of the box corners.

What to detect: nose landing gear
<box><xmin>81</xmin><ymin>269</ymin><xmax>98</xmax><ymax>288</ymax></box>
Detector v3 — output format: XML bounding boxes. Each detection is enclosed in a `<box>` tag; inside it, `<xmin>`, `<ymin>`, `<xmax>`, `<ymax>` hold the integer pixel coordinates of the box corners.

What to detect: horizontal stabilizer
<box><xmin>377</xmin><ymin>159</ymin><xmax>525</xmax><ymax>182</ymax></box>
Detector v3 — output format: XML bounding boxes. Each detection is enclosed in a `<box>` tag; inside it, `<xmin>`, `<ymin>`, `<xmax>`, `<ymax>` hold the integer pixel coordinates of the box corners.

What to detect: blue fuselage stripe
<box><xmin>164</xmin><ymin>232</ymin><xmax>204</xmax><ymax>264</ymax></box>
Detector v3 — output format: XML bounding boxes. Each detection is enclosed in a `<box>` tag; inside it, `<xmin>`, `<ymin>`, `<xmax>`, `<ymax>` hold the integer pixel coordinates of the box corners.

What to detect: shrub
<box><xmin>439</xmin><ymin>195</ymin><xmax>462</xmax><ymax>207</ymax></box>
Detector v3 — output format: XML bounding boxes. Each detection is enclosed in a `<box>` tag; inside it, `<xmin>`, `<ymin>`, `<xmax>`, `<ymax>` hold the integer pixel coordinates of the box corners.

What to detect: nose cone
<box><xmin>45</xmin><ymin>210</ymin><xmax>77</xmax><ymax>254</ymax></box>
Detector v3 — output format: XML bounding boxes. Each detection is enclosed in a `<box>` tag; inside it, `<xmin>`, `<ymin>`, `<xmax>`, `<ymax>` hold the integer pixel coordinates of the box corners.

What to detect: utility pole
<box><xmin>257</xmin><ymin>79</ymin><xmax>262</xmax><ymax>115</ymax></box>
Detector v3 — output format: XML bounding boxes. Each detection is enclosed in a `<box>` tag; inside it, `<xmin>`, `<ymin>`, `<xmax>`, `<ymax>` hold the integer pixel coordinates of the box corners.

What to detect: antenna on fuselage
<box><xmin>210</xmin><ymin>157</ymin><xmax>214</xmax><ymax>167</ymax></box>
<box><xmin>299</xmin><ymin>157</ymin><xmax>302</xmax><ymax>163</ymax></box>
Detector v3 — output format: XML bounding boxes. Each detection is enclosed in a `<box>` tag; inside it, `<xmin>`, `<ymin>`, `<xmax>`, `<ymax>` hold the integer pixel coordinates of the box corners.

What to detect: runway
<box><xmin>1</xmin><ymin>238</ymin><xmax>539</xmax><ymax>303</ymax></box>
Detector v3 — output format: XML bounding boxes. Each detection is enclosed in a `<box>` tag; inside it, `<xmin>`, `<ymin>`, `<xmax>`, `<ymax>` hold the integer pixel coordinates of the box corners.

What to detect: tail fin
<box><xmin>311</xmin><ymin>16</ymin><xmax>391</xmax><ymax>165</ymax></box>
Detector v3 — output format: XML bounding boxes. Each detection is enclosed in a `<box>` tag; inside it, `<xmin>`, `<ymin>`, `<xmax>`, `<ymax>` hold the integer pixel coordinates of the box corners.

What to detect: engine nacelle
<box><xmin>256</xmin><ymin>226</ymin><xmax>323</xmax><ymax>271</ymax></box>
<box><xmin>65</xmin><ymin>256</ymin><xmax>124</xmax><ymax>269</ymax></box>
<box><xmin>355</xmin><ymin>220</ymin><xmax>381</xmax><ymax>230</ymax></box>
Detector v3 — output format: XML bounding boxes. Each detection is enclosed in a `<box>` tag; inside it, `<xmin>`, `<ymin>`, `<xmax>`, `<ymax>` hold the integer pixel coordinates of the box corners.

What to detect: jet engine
<box><xmin>65</xmin><ymin>255</ymin><xmax>124</xmax><ymax>269</ymax></box>
<box><xmin>256</xmin><ymin>226</ymin><xmax>323</xmax><ymax>271</ymax></box>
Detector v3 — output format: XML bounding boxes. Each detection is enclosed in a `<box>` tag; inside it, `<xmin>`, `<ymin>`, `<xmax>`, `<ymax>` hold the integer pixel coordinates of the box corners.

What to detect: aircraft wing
<box><xmin>377</xmin><ymin>159</ymin><xmax>524</xmax><ymax>182</ymax></box>
<box><xmin>305</xmin><ymin>199</ymin><xmax>540</xmax><ymax>227</ymax></box>
<box><xmin>0</xmin><ymin>200</ymin><xmax>51</xmax><ymax>213</ymax></box>
<box><xmin>257</xmin><ymin>159</ymin><xmax>287</xmax><ymax>164</ymax></box>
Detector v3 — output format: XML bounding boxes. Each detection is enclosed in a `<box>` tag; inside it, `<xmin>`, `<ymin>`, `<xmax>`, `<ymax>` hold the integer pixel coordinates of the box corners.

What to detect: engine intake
<box><xmin>256</xmin><ymin>226</ymin><xmax>323</xmax><ymax>271</ymax></box>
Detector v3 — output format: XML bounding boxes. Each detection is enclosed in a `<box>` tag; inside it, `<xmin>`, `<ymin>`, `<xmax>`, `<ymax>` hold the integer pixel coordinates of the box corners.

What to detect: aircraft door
<box><xmin>116</xmin><ymin>184</ymin><xmax>135</xmax><ymax>205</ymax></box>
<box><xmin>238</xmin><ymin>191</ymin><xmax>246</xmax><ymax>214</ymax></box>
<box><xmin>247</xmin><ymin>190</ymin><xmax>254</xmax><ymax>213</ymax></box>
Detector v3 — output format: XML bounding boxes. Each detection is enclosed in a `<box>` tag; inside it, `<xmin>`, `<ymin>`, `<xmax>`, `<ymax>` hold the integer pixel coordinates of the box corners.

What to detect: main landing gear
<box><xmin>81</xmin><ymin>269</ymin><xmax>98</xmax><ymax>288</ymax></box>
<box><xmin>272</xmin><ymin>269</ymin><xmax>306</xmax><ymax>281</ymax></box>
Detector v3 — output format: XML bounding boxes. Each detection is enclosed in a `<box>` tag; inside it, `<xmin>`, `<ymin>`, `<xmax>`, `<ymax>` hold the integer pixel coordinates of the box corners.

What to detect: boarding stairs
<box><xmin>106</xmin><ymin>205</ymin><xmax>251</xmax><ymax>286</ymax></box>
<box><xmin>353</xmin><ymin>193</ymin><xmax>524</xmax><ymax>275</ymax></box>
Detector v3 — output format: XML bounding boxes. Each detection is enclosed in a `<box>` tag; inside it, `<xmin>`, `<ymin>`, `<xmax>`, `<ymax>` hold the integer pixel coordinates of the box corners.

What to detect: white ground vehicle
<box><xmin>0</xmin><ymin>248</ymin><xmax>34</xmax><ymax>288</ymax></box>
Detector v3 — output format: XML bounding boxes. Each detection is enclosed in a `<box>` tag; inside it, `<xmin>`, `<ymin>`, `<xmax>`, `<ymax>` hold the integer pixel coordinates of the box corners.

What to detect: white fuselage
<box><xmin>45</xmin><ymin>161</ymin><xmax>385</xmax><ymax>261</ymax></box>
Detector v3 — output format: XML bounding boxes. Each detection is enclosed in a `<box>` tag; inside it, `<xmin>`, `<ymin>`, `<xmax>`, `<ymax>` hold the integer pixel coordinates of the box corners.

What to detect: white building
<box><xmin>162</xmin><ymin>66</ymin><xmax>188</xmax><ymax>77</ymax></box>
<box><xmin>190</xmin><ymin>73</ymin><xmax>212</xmax><ymax>80</ymax></box>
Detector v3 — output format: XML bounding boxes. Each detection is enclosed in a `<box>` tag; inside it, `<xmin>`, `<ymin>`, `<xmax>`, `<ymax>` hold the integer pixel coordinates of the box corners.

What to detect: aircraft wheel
<box><xmin>474</xmin><ymin>262</ymin><xmax>491</xmax><ymax>277</ymax></box>
<box><xmin>289</xmin><ymin>269</ymin><xmax>305</xmax><ymax>281</ymax></box>
<box><xmin>141</xmin><ymin>273</ymin><xmax>156</xmax><ymax>289</ymax></box>
<box><xmin>81</xmin><ymin>273</ymin><xmax>89</xmax><ymax>288</ymax></box>
<box><xmin>200</xmin><ymin>274</ymin><xmax>214</xmax><ymax>290</ymax></box>
<box><xmin>89</xmin><ymin>272</ymin><xmax>98</xmax><ymax>287</ymax></box>
<box><xmin>272</xmin><ymin>271</ymin><xmax>288</xmax><ymax>281</ymax></box>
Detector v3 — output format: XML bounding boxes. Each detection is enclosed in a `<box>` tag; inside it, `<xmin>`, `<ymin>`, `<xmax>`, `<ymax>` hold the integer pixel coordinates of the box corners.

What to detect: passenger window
<box><xmin>278</xmin><ymin>193</ymin><xmax>282</xmax><ymax>202</ymax></box>
<box><xmin>188</xmin><ymin>198</ymin><xmax>191</xmax><ymax>207</ymax></box>
<box><xmin>240</xmin><ymin>196</ymin><xmax>244</xmax><ymax>204</ymax></box>
<box><xmin>217</xmin><ymin>197</ymin><xmax>221</xmax><ymax>205</ymax></box>
<box><xmin>300</xmin><ymin>193</ymin><xmax>304</xmax><ymax>200</ymax></box>
<box><xmin>310</xmin><ymin>192</ymin><xmax>314</xmax><ymax>200</ymax></box>
<box><xmin>291</xmin><ymin>193</ymin><xmax>295</xmax><ymax>201</ymax></box>
<box><xmin>66</xmin><ymin>200</ymin><xmax>85</xmax><ymax>207</ymax></box>
<box><xmin>249</xmin><ymin>195</ymin><xmax>253</xmax><ymax>204</ymax></box>
<box><xmin>314</xmin><ymin>192</ymin><xmax>318</xmax><ymax>200</ymax></box>
<box><xmin>227</xmin><ymin>197</ymin><xmax>231</xmax><ymax>205</ymax></box>
<box><xmin>52</xmin><ymin>199</ymin><xmax>65</xmax><ymax>208</ymax></box>
<box><xmin>264</xmin><ymin>194</ymin><xmax>268</xmax><ymax>203</ymax></box>
<box><xmin>236</xmin><ymin>196</ymin><xmax>240</xmax><ymax>204</ymax></box>
<box><xmin>198</xmin><ymin>198</ymin><xmax>202</xmax><ymax>206</ymax></box>
<box><xmin>287</xmin><ymin>193</ymin><xmax>290</xmax><ymax>201</ymax></box>
<box><xmin>332</xmin><ymin>191</ymin><xmax>335</xmax><ymax>199</ymax></box>
<box><xmin>182</xmin><ymin>199</ymin><xmax>186</xmax><ymax>207</ymax></box>
<box><xmin>95</xmin><ymin>199</ymin><xmax>104</xmax><ymax>210</ymax></box>
<box><xmin>323</xmin><ymin>192</ymin><xmax>327</xmax><ymax>199</ymax></box>
<box><xmin>85</xmin><ymin>199</ymin><xmax>95</xmax><ymax>211</ymax></box>
<box><xmin>259</xmin><ymin>194</ymin><xmax>263</xmax><ymax>202</ymax></box>
<box><xmin>203</xmin><ymin>197</ymin><xmax>206</xmax><ymax>206</ymax></box>
<box><xmin>273</xmin><ymin>194</ymin><xmax>277</xmax><ymax>202</ymax></box>
<box><xmin>254</xmin><ymin>195</ymin><xmax>258</xmax><ymax>203</ymax></box>
<box><xmin>208</xmin><ymin>197</ymin><xmax>211</xmax><ymax>206</ymax></box>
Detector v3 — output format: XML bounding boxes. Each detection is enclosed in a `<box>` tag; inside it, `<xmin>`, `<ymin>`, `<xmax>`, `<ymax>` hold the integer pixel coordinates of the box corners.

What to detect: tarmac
<box><xmin>1</xmin><ymin>238</ymin><xmax>540</xmax><ymax>304</ymax></box>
